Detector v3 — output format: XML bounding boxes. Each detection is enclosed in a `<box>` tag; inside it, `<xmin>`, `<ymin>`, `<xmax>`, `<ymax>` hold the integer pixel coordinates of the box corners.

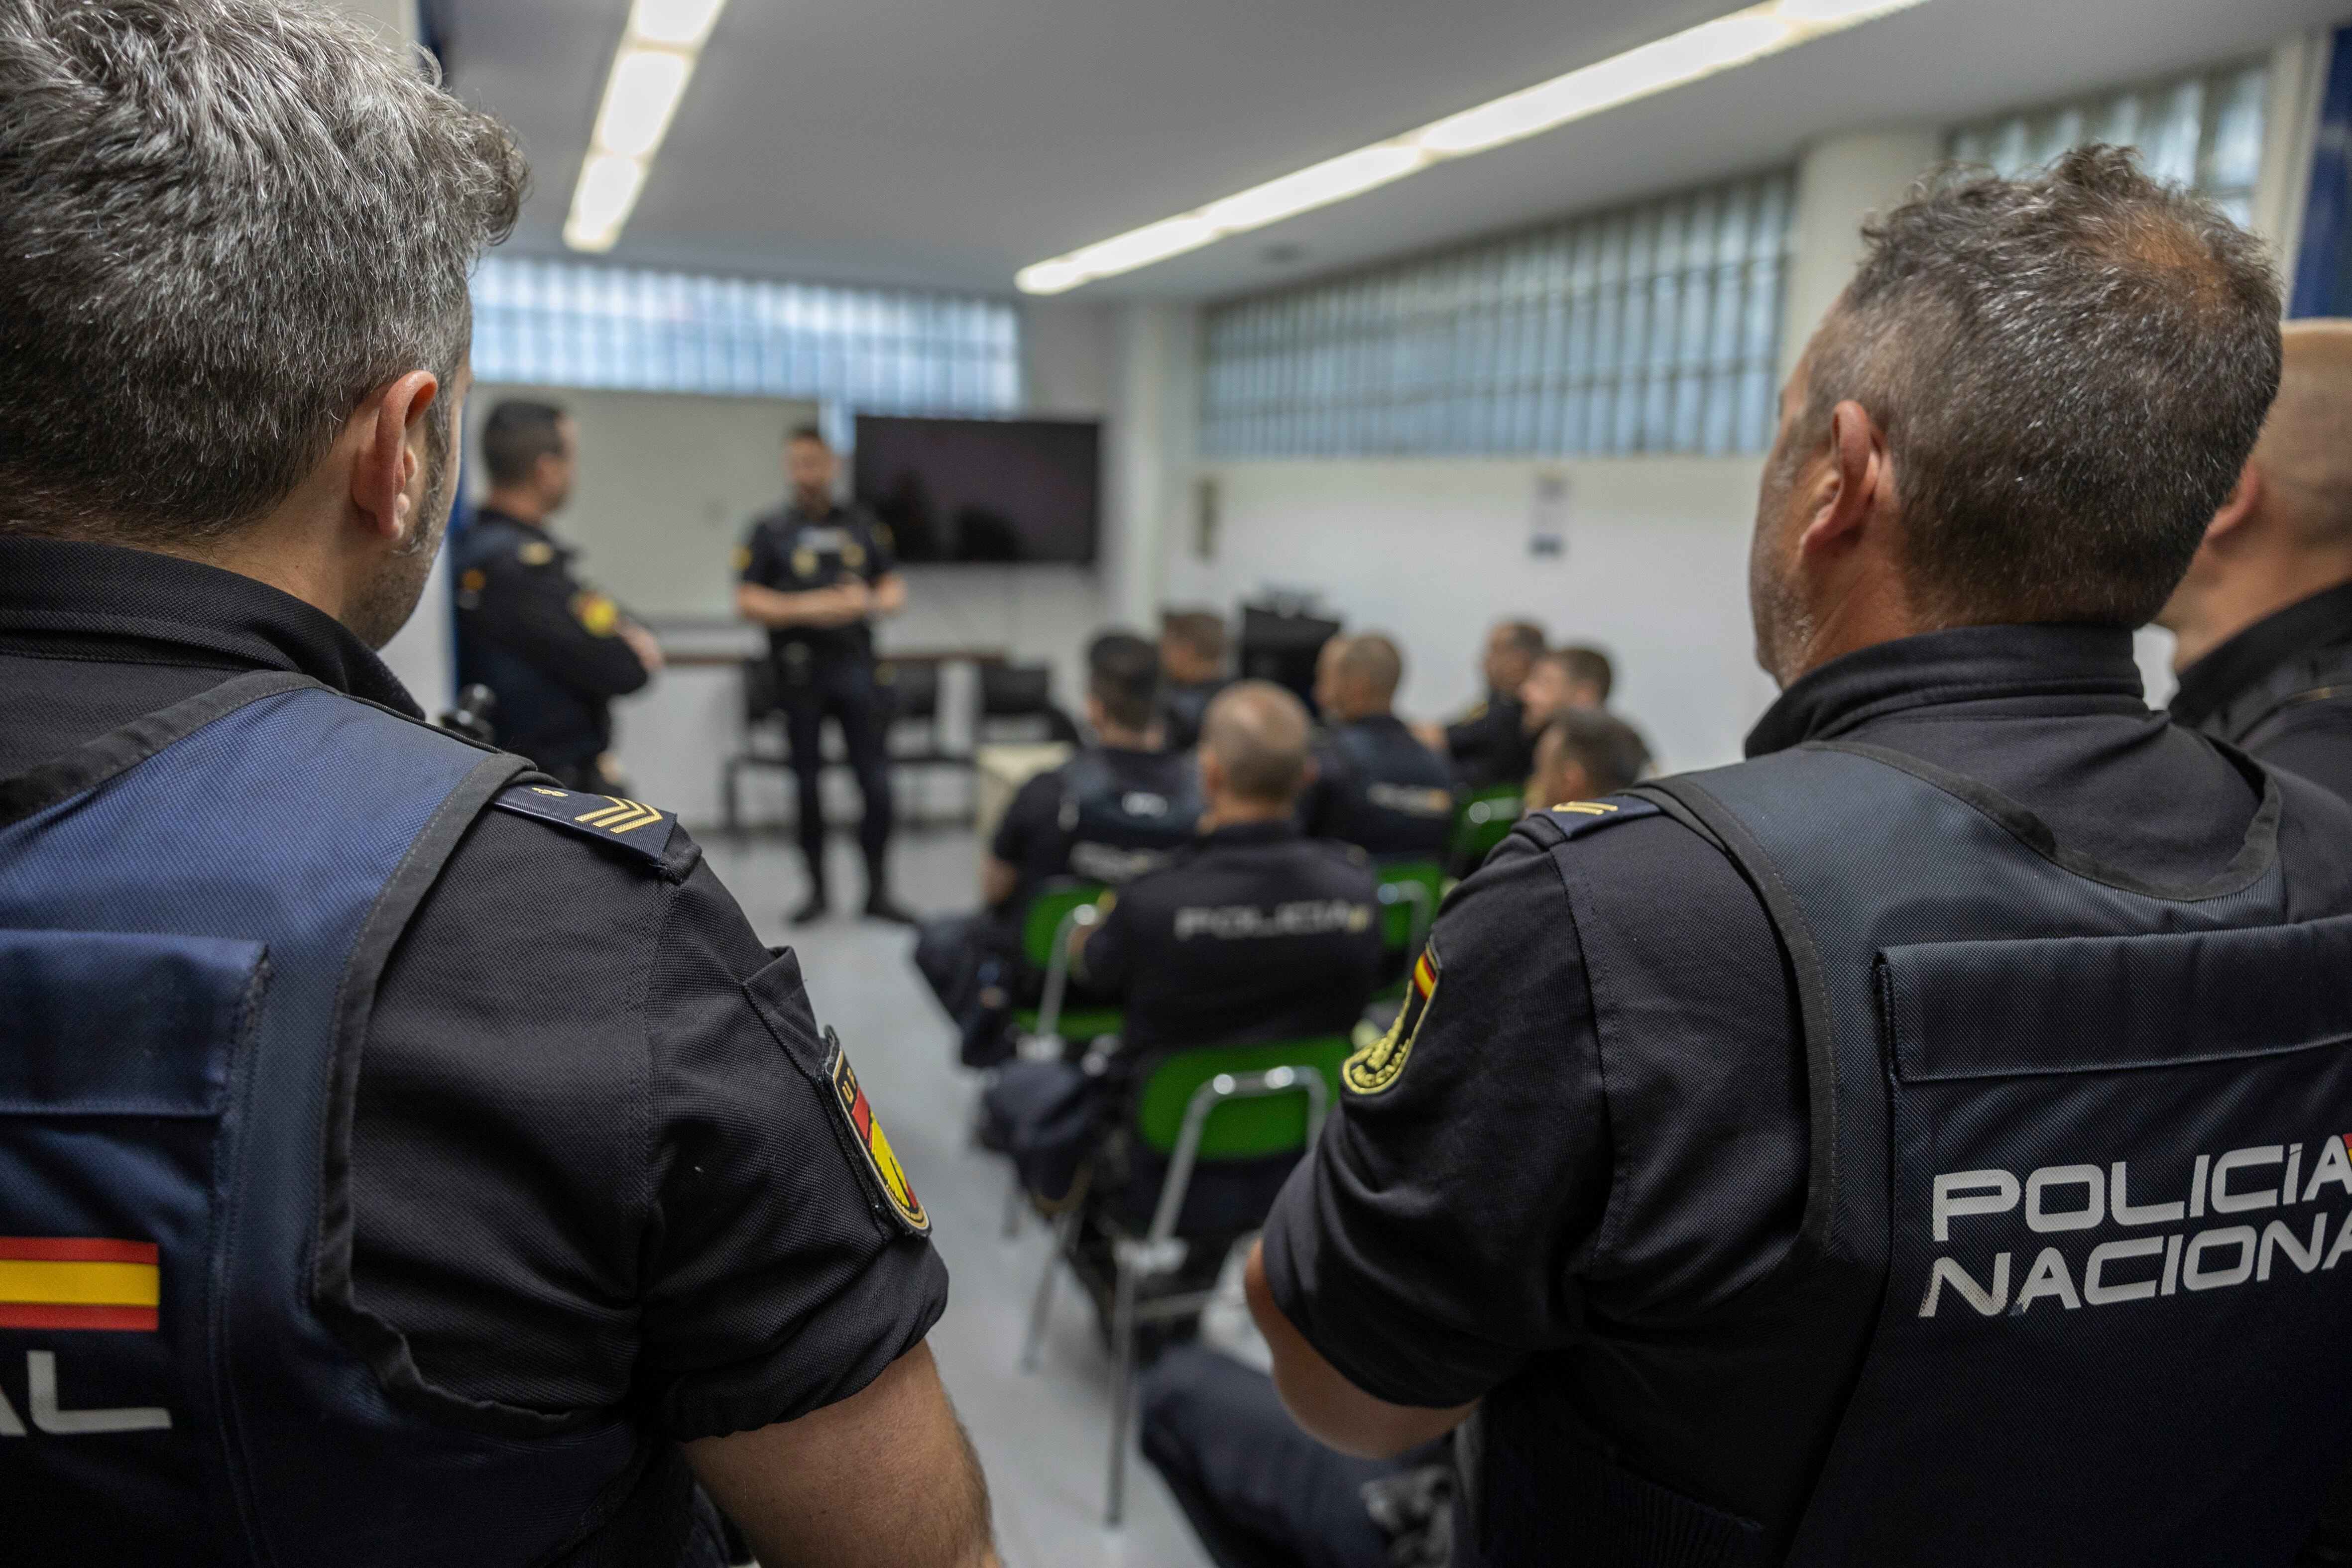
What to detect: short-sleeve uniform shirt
<box><xmin>738</xmin><ymin>501</ymin><xmax>898</xmax><ymax>666</ymax></box>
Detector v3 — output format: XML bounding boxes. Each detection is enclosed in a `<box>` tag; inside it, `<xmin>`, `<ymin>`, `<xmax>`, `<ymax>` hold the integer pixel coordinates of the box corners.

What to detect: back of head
<box><xmin>1498</xmin><ymin>620</ymin><xmax>1546</xmax><ymax>659</ymax></box>
<box><xmin>1336</xmin><ymin>633</ymin><xmax>1404</xmax><ymax>711</ymax></box>
<box><xmin>482</xmin><ymin>402</ymin><xmax>568</xmax><ymax>489</ymax></box>
<box><xmin>1087</xmin><ymin>631</ymin><xmax>1161</xmax><ymax>733</ymax></box>
<box><xmin>1543</xmin><ymin>709</ymin><xmax>1650</xmax><ymax>796</ymax></box>
<box><xmin>1558</xmin><ymin>645</ymin><xmax>1613</xmax><ymax>704</ymax></box>
<box><xmin>1162</xmin><ymin>609</ymin><xmax>1228</xmax><ymax>672</ymax></box>
<box><xmin>1799</xmin><ymin>145</ymin><xmax>2280</xmax><ymax>627</ymax></box>
<box><xmin>1201</xmin><ymin>680</ymin><xmax>1312</xmax><ymax>806</ymax></box>
<box><xmin>2253</xmin><ymin>320</ymin><xmax>2352</xmax><ymax>549</ymax></box>
<box><xmin>0</xmin><ymin>0</ymin><xmax>526</xmax><ymax>545</ymax></box>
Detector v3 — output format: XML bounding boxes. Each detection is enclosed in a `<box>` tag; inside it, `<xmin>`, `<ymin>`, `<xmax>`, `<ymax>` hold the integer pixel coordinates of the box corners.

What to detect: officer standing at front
<box><xmin>454</xmin><ymin>398</ymin><xmax>664</xmax><ymax>788</ymax></box>
<box><xmin>2160</xmin><ymin>320</ymin><xmax>2352</xmax><ymax>799</ymax></box>
<box><xmin>1247</xmin><ymin>149</ymin><xmax>2352</xmax><ymax>1566</ymax></box>
<box><xmin>736</xmin><ymin>425</ymin><xmax>914</xmax><ymax>924</ymax></box>
<box><xmin>1415</xmin><ymin>619</ymin><xmax>1545</xmax><ymax>787</ymax></box>
<box><xmin>0</xmin><ymin>3</ymin><xmax>995</xmax><ymax>1563</ymax></box>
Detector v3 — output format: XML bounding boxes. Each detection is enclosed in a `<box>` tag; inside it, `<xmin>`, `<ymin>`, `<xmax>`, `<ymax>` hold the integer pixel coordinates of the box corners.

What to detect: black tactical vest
<box><xmin>2194</xmin><ymin>643</ymin><xmax>2352</xmax><ymax>750</ymax></box>
<box><xmin>1481</xmin><ymin>740</ymin><xmax>2352</xmax><ymax>1567</ymax></box>
<box><xmin>1058</xmin><ymin>749</ymin><xmax>1201</xmax><ymax>885</ymax></box>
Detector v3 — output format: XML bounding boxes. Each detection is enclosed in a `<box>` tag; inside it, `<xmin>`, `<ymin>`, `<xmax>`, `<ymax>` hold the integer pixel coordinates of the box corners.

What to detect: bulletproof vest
<box><xmin>2195</xmin><ymin>642</ymin><xmax>2352</xmax><ymax>750</ymax></box>
<box><xmin>1480</xmin><ymin>740</ymin><xmax>2352</xmax><ymax>1568</ymax></box>
<box><xmin>1314</xmin><ymin>721</ymin><xmax>1453</xmax><ymax>858</ymax></box>
<box><xmin>0</xmin><ymin>671</ymin><xmax>707</xmax><ymax>1567</ymax></box>
<box><xmin>1058</xmin><ymin>748</ymin><xmax>1201</xmax><ymax>884</ymax></box>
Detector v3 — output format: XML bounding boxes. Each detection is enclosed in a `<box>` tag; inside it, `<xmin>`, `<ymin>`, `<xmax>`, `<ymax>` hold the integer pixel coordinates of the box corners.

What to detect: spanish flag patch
<box><xmin>824</xmin><ymin>1032</ymin><xmax>929</xmax><ymax>1236</ymax></box>
<box><xmin>0</xmin><ymin>1238</ymin><xmax>160</xmax><ymax>1332</ymax></box>
<box><xmin>1344</xmin><ymin>944</ymin><xmax>1439</xmax><ymax>1096</ymax></box>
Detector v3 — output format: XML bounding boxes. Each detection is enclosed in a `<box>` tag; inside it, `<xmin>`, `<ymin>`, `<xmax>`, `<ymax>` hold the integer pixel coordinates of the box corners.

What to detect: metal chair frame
<box><xmin>1018</xmin><ymin>1063</ymin><xmax>1331</xmax><ymax>1527</ymax></box>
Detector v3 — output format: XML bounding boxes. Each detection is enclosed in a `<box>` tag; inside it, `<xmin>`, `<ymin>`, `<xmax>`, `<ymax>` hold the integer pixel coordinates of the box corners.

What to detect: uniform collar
<box><xmin>1746</xmin><ymin>623</ymin><xmax>2145</xmax><ymax>758</ymax></box>
<box><xmin>2170</xmin><ymin>579</ymin><xmax>2352</xmax><ymax>729</ymax></box>
<box><xmin>0</xmin><ymin>537</ymin><xmax>421</xmax><ymax>716</ymax></box>
<box><xmin>1199</xmin><ymin>817</ymin><xmax>1300</xmax><ymax>848</ymax></box>
<box><xmin>473</xmin><ymin>504</ymin><xmax>550</xmax><ymax>535</ymax></box>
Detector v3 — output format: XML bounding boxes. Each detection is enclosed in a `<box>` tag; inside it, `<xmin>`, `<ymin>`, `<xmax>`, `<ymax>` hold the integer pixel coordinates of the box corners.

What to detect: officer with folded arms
<box><xmin>1248</xmin><ymin>148</ymin><xmax>2352</xmax><ymax>1567</ymax></box>
<box><xmin>0</xmin><ymin>3</ymin><xmax>993</xmax><ymax>1562</ymax></box>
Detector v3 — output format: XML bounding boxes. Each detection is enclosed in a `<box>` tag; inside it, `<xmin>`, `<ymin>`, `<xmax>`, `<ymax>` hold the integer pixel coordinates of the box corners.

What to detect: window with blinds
<box><xmin>1200</xmin><ymin>170</ymin><xmax>1795</xmax><ymax>461</ymax></box>
<box><xmin>469</xmin><ymin>255</ymin><xmax>1023</xmax><ymax>414</ymax></box>
<box><xmin>1948</xmin><ymin>61</ymin><xmax>2269</xmax><ymax>229</ymax></box>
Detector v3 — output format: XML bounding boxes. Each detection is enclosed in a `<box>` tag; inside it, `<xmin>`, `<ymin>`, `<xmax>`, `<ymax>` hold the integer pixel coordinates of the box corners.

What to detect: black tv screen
<box><xmin>853</xmin><ymin>415</ymin><xmax>1100</xmax><ymax>565</ymax></box>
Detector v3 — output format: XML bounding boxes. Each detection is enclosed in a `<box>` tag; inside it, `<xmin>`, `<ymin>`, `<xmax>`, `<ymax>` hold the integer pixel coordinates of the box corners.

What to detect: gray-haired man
<box><xmin>0</xmin><ymin>2</ymin><xmax>993</xmax><ymax>1563</ymax></box>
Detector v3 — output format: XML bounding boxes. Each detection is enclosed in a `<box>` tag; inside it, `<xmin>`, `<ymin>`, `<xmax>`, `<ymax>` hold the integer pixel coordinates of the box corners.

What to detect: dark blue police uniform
<box><xmin>738</xmin><ymin>500</ymin><xmax>899</xmax><ymax>884</ymax></box>
<box><xmin>453</xmin><ymin>506</ymin><xmax>652</xmax><ymax>787</ymax></box>
<box><xmin>2172</xmin><ymin>578</ymin><xmax>2352</xmax><ymax>803</ymax></box>
<box><xmin>1264</xmin><ymin>625</ymin><xmax>2352</xmax><ymax>1567</ymax></box>
<box><xmin>0</xmin><ymin>539</ymin><xmax>947</xmax><ymax>1566</ymax></box>
<box><xmin>1441</xmin><ymin>690</ymin><xmax>1532</xmax><ymax>789</ymax></box>
<box><xmin>1297</xmin><ymin>716</ymin><xmax>1454</xmax><ymax>860</ymax></box>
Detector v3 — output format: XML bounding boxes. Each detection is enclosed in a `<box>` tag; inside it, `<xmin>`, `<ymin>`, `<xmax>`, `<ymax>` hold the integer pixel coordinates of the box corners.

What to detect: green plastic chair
<box><xmin>1011</xmin><ymin>879</ymin><xmax>1122</xmax><ymax>1047</ymax></box>
<box><xmin>1373</xmin><ymin>857</ymin><xmax>1443</xmax><ymax>954</ymax></box>
<box><xmin>1019</xmin><ymin>1034</ymin><xmax>1351</xmax><ymax>1527</ymax></box>
<box><xmin>1447</xmin><ymin>782</ymin><xmax>1527</xmax><ymax>870</ymax></box>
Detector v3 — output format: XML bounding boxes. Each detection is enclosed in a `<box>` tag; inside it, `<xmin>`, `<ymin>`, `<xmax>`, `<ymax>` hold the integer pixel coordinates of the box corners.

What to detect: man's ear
<box><xmin>350</xmin><ymin>370</ymin><xmax>441</xmax><ymax>545</ymax></box>
<box><xmin>2200</xmin><ymin>464</ymin><xmax>2265</xmax><ymax>552</ymax></box>
<box><xmin>1796</xmin><ymin>399</ymin><xmax>1890</xmax><ymax>558</ymax></box>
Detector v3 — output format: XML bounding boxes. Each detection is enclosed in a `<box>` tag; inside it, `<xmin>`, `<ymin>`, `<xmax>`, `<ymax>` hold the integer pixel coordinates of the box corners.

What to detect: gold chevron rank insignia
<box><xmin>575</xmin><ymin>796</ymin><xmax>663</xmax><ymax>834</ymax></box>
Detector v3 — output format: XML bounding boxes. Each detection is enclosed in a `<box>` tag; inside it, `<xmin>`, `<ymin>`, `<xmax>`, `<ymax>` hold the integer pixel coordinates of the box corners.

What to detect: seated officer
<box><xmin>1521</xmin><ymin>708</ymin><xmax>1652</xmax><ymax>816</ymax></box>
<box><xmin>914</xmin><ymin>632</ymin><xmax>1198</xmax><ymax>1063</ymax></box>
<box><xmin>0</xmin><ymin>3</ymin><xmax>992</xmax><ymax>1563</ymax></box>
<box><xmin>2159</xmin><ymin>320</ymin><xmax>2352</xmax><ymax>800</ymax></box>
<box><xmin>1517</xmin><ymin>644</ymin><xmax>1649</xmax><ymax>777</ymax></box>
<box><xmin>990</xmin><ymin>683</ymin><xmax>1381</xmax><ymax>1229</ymax></box>
<box><xmin>987</xmin><ymin>631</ymin><xmax>1202</xmax><ymax>906</ymax></box>
<box><xmin>1160</xmin><ymin>608</ymin><xmax>1232</xmax><ymax>752</ymax></box>
<box><xmin>1298</xmin><ymin>634</ymin><xmax>1453</xmax><ymax>859</ymax></box>
<box><xmin>1248</xmin><ymin>149</ymin><xmax>2352</xmax><ymax>1567</ymax></box>
<box><xmin>1414</xmin><ymin>619</ymin><xmax>1545</xmax><ymax>787</ymax></box>
<box><xmin>454</xmin><ymin>399</ymin><xmax>664</xmax><ymax>789</ymax></box>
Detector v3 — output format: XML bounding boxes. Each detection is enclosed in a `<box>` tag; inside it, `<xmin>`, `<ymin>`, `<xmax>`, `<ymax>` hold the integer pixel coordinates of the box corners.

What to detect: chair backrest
<box><xmin>1448</xmin><ymin>782</ymin><xmax>1526</xmax><ymax>865</ymax></box>
<box><xmin>880</xmin><ymin>658</ymin><xmax>939</xmax><ymax>720</ymax></box>
<box><xmin>1020</xmin><ymin>879</ymin><xmax>1109</xmax><ymax>970</ymax></box>
<box><xmin>1373</xmin><ymin>858</ymin><xmax>1444</xmax><ymax>951</ymax></box>
<box><xmin>740</xmin><ymin>655</ymin><xmax>780</xmax><ymax>724</ymax></box>
<box><xmin>981</xmin><ymin>662</ymin><xmax>1055</xmax><ymax>717</ymax></box>
<box><xmin>1134</xmin><ymin>1036</ymin><xmax>1353</xmax><ymax>1160</ymax></box>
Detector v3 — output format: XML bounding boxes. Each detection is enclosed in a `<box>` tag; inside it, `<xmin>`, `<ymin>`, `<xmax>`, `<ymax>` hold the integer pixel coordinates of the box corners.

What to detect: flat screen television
<box><xmin>853</xmin><ymin>415</ymin><xmax>1101</xmax><ymax>565</ymax></box>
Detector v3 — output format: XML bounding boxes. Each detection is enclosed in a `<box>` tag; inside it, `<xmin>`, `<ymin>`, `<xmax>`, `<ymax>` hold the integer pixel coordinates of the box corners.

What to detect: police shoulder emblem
<box><xmin>824</xmin><ymin>1029</ymin><xmax>928</xmax><ymax>1235</ymax></box>
<box><xmin>570</xmin><ymin>589</ymin><xmax>620</xmax><ymax>636</ymax></box>
<box><xmin>1344</xmin><ymin>943</ymin><xmax>1440</xmax><ymax>1096</ymax></box>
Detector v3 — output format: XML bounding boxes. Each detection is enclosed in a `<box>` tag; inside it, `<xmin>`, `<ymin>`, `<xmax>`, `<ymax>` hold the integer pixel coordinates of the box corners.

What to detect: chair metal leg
<box><xmin>1019</xmin><ymin>1213</ymin><xmax>1069</xmax><ymax>1372</ymax></box>
<box><xmin>1001</xmin><ymin>1167</ymin><xmax>1025</xmax><ymax>1238</ymax></box>
<box><xmin>1105</xmin><ymin>1243</ymin><xmax>1140</xmax><ymax>1528</ymax></box>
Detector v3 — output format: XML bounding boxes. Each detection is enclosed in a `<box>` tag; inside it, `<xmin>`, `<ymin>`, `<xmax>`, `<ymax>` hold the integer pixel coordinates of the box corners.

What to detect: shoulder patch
<box><xmin>1343</xmin><ymin>942</ymin><xmax>1439</xmax><ymax>1096</ymax></box>
<box><xmin>1524</xmin><ymin>794</ymin><xmax>1661</xmax><ymax>845</ymax></box>
<box><xmin>823</xmin><ymin>1029</ymin><xmax>929</xmax><ymax>1234</ymax></box>
<box><xmin>491</xmin><ymin>784</ymin><xmax>676</xmax><ymax>867</ymax></box>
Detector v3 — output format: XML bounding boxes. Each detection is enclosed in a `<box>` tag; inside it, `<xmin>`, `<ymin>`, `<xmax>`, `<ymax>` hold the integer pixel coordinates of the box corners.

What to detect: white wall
<box><xmin>1166</xmin><ymin>457</ymin><xmax>1772</xmax><ymax>773</ymax></box>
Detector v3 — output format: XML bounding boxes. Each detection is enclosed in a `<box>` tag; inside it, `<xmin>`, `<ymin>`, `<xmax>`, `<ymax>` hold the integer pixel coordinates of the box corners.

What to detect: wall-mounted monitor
<box><xmin>853</xmin><ymin>415</ymin><xmax>1101</xmax><ymax>565</ymax></box>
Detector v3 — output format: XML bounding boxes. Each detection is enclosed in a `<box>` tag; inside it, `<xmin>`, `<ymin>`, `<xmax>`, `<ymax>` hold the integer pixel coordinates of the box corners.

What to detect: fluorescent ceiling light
<box><xmin>1016</xmin><ymin>0</ymin><xmax>1926</xmax><ymax>294</ymax></box>
<box><xmin>564</xmin><ymin>0</ymin><xmax>728</xmax><ymax>252</ymax></box>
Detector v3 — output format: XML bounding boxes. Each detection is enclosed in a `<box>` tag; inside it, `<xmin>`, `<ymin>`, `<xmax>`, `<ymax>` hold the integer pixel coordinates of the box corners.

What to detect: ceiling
<box><xmin>441</xmin><ymin>0</ymin><xmax>2350</xmax><ymax>302</ymax></box>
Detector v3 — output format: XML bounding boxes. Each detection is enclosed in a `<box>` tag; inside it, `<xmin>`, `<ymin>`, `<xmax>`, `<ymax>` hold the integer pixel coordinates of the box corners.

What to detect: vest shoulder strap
<box><xmin>1516</xmin><ymin>794</ymin><xmax>1661</xmax><ymax>848</ymax></box>
<box><xmin>490</xmin><ymin>784</ymin><xmax>687</xmax><ymax>877</ymax></box>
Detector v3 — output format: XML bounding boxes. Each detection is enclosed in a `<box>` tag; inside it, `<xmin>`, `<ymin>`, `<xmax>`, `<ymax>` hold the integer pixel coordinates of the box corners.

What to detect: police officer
<box><xmin>736</xmin><ymin>426</ymin><xmax>913</xmax><ymax>924</ymax></box>
<box><xmin>987</xmin><ymin>631</ymin><xmax>1201</xmax><ymax>908</ymax></box>
<box><xmin>1246</xmin><ymin>149</ymin><xmax>2352</xmax><ymax>1566</ymax></box>
<box><xmin>989</xmin><ymin>682</ymin><xmax>1381</xmax><ymax>1229</ymax></box>
<box><xmin>1417</xmin><ymin>620</ymin><xmax>1545</xmax><ymax>788</ymax></box>
<box><xmin>0</xmin><ymin>5</ymin><xmax>994</xmax><ymax>1562</ymax></box>
<box><xmin>1160</xmin><ymin>608</ymin><xmax>1232</xmax><ymax>752</ymax></box>
<box><xmin>913</xmin><ymin>631</ymin><xmax>1199</xmax><ymax>1064</ymax></box>
<box><xmin>1520</xmin><ymin>707</ymin><xmax>1650</xmax><ymax>816</ymax></box>
<box><xmin>453</xmin><ymin>399</ymin><xmax>664</xmax><ymax>789</ymax></box>
<box><xmin>1298</xmin><ymin>633</ymin><xmax>1453</xmax><ymax>859</ymax></box>
<box><xmin>2160</xmin><ymin>320</ymin><xmax>2352</xmax><ymax>801</ymax></box>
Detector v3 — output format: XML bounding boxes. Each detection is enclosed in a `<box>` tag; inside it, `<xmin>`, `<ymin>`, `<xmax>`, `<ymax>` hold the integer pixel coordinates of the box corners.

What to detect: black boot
<box><xmin>863</xmin><ymin>858</ymin><xmax>918</xmax><ymax>925</ymax></box>
<box><xmin>791</xmin><ymin>859</ymin><xmax>829</xmax><ymax>925</ymax></box>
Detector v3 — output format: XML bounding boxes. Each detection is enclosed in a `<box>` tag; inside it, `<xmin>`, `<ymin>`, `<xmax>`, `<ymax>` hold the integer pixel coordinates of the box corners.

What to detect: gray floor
<box><xmin>702</xmin><ymin>825</ymin><xmax>1214</xmax><ymax>1568</ymax></box>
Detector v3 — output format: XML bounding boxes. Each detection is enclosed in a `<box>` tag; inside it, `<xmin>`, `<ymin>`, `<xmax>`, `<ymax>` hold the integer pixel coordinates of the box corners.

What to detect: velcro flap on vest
<box><xmin>0</xmin><ymin>930</ymin><xmax>262</xmax><ymax>1115</ymax></box>
<box><xmin>1881</xmin><ymin>912</ymin><xmax>2352</xmax><ymax>1082</ymax></box>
